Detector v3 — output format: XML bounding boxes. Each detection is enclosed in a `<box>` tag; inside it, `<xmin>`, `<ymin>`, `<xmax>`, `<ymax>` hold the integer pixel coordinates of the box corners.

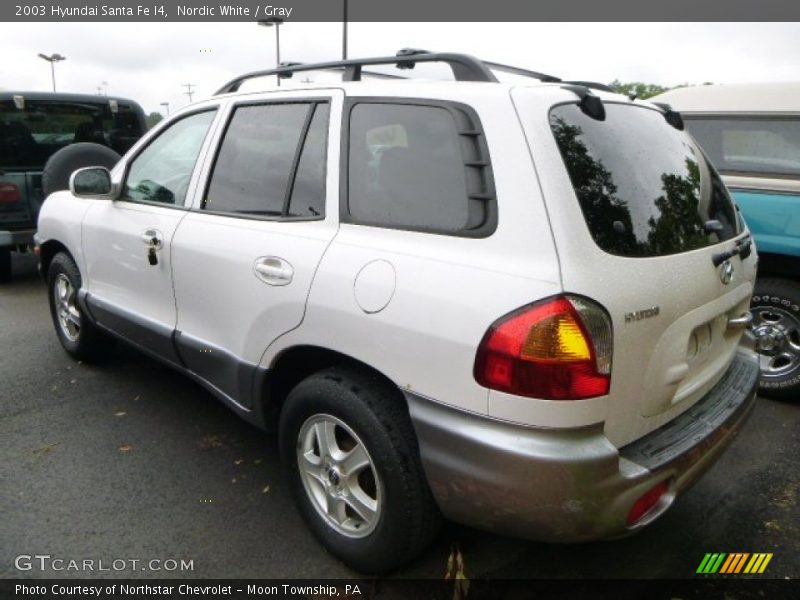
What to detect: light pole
<box><xmin>258</xmin><ymin>18</ymin><xmax>283</xmax><ymax>86</ymax></box>
<box><xmin>342</xmin><ymin>0</ymin><xmax>348</xmax><ymax>60</ymax></box>
<box><xmin>38</xmin><ymin>53</ymin><xmax>66</xmax><ymax>92</ymax></box>
<box><xmin>160</xmin><ymin>102</ymin><xmax>170</xmax><ymax>116</ymax></box>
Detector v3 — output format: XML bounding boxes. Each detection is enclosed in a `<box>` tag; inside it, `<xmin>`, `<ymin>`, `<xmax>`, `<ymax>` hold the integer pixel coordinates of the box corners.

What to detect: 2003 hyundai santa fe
<box><xmin>34</xmin><ymin>51</ymin><xmax>761</xmax><ymax>573</ymax></box>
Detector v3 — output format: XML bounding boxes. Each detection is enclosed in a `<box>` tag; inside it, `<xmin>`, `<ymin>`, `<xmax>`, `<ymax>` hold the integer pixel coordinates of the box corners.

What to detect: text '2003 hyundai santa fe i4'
<box><xmin>34</xmin><ymin>51</ymin><xmax>760</xmax><ymax>574</ymax></box>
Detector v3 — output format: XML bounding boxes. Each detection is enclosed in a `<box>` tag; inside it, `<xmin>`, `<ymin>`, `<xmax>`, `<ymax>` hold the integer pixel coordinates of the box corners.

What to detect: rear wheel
<box><xmin>0</xmin><ymin>247</ymin><xmax>10</xmax><ymax>283</ymax></box>
<box><xmin>279</xmin><ymin>367</ymin><xmax>440</xmax><ymax>574</ymax></box>
<box><xmin>750</xmin><ymin>277</ymin><xmax>800</xmax><ymax>401</ymax></box>
<box><xmin>47</xmin><ymin>252</ymin><xmax>115</xmax><ymax>361</ymax></box>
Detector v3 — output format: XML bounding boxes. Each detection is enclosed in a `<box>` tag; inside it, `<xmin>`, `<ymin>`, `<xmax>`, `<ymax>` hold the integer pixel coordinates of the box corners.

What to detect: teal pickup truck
<box><xmin>654</xmin><ymin>83</ymin><xmax>799</xmax><ymax>400</ymax></box>
<box><xmin>1</xmin><ymin>92</ymin><xmax>146</xmax><ymax>282</ymax></box>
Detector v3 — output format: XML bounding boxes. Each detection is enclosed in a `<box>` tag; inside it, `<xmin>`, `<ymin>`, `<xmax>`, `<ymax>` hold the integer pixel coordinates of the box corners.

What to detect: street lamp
<box><xmin>257</xmin><ymin>18</ymin><xmax>283</xmax><ymax>86</ymax></box>
<box><xmin>38</xmin><ymin>53</ymin><xmax>66</xmax><ymax>92</ymax></box>
<box><xmin>342</xmin><ymin>0</ymin><xmax>348</xmax><ymax>60</ymax></box>
<box><xmin>160</xmin><ymin>102</ymin><xmax>170</xmax><ymax>116</ymax></box>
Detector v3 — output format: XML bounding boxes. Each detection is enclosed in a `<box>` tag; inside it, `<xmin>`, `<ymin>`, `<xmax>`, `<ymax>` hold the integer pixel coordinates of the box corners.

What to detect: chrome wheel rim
<box><xmin>296</xmin><ymin>414</ymin><xmax>382</xmax><ymax>538</ymax></box>
<box><xmin>53</xmin><ymin>273</ymin><xmax>81</xmax><ymax>342</ymax></box>
<box><xmin>750</xmin><ymin>305</ymin><xmax>800</xmax><ymax>380</ymax></box>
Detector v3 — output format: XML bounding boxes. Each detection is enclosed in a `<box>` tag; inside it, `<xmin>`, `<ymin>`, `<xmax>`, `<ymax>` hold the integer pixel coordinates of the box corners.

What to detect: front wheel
<box><xmin>750</xmin><ymin>277</ymin><xmax>800</xmax><ymax>401</ymax></box>
<box><xmin>279</xmin><ymin>367</ymin><xmax>440</xmax><ymax>574</ymax></box>
<box><xmin>47</xmin><ymin>252</ymin><xmax>115</xmax><ymax>361</ymax></box>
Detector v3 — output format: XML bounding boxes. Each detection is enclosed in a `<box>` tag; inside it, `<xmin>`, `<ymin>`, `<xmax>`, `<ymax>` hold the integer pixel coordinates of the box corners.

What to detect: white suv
<box><xmin>35</xmin><ymin>52</ymin><xmax>760</xmax><ymax>573</ymax></box>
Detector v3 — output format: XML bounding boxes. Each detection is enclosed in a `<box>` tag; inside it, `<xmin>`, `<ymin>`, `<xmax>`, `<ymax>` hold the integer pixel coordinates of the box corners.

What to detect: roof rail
<box><xmin>215</xmin><ymin>50</ymin><xmax>499</xmax><ymax>94</ymax></box>
<box><xmin>482</xmin><ymin>61</ymin><xmax>561</xmax><ymax>83</ymax></box>
<box><xmin>274</xmin><ymin>63</ymin><xmax>405</xmax><ymax>82</ymax></box>
<box><xmin>563</xmin><ymin>80</ymin><xmax>615</xmax><ymax>93</ymax></box>
<box><xmin>214</xmin><ymin>49</ymin><xmax>607</xmax><ymax>95</ymax></box>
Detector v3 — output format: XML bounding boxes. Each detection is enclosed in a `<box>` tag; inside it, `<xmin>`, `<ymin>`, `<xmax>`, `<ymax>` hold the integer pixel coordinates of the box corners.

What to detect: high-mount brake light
<box><xmin>474</xmin><ymin>295</ymin><xmax>612</xmax><ymax>400</ymax></box>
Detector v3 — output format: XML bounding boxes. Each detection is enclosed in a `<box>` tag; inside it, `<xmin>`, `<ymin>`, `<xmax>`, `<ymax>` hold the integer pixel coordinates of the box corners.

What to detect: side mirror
<box><xmin>69</xmin><ymin>166</ymin><xmax>114</xmax><ymax>199</ymax></box>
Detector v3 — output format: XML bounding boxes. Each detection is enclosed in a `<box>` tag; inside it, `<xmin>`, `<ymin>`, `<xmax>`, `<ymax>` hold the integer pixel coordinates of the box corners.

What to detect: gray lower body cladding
<box><xmin>407</xmin><ymin>349</ymin><xmax>759</xmax><ymax>542</ymax></box>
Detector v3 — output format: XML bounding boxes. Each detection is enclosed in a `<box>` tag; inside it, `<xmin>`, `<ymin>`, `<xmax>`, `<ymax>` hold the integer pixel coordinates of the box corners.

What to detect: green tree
<box><xmin>550</xmin><ymin>116</ymin><xmax>639</xmax><ymax>254</ymax></box>
<box><xmin>145</xmin><ymin>112</ymin><xmax>163</xmax><ymax>129</ymax></box>
<box><xmin>608</xmin><ymin>80</ymin><xmax>671</xmax><ymax>99</ymax></box>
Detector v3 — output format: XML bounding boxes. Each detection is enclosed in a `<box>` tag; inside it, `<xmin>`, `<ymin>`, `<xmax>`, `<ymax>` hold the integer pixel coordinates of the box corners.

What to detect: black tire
<box><xmin>751</xmin><ymin>277</ymin><xmax>800</xmax><ymax>401</ymax></box>
<box><xmin>279</xmin><ymin>367</ymin><xmax>440</xmax><ymax>574</ymax></box>
<box><xmin>47</xmin><ymin>252</ymin><xmax>115</xmax><ymax>361</ymax></box>
<box><xmin>42</xmin><ymin>143</ymin><xmax>121</xmax><ymax>197</ymax></box>
<box><xmin>0</xmin><ymin>247</ymin><xmax>11</xmax><ymax>284</ymax></box>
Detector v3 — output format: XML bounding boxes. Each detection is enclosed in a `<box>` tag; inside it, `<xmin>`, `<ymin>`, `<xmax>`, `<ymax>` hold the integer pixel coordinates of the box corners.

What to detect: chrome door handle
<box><xmin>727</xmin><ymin>312</ymin><xmax>753</xmax><ymax>330</ymax></box>
<box><xmin>254</xmin><ymin>257</ymin><xmax>293</xmax><ymax>286</ymax></box>
<box><xmin>141</xmin><ymin>229</ymin><xmax>163</xmax><ymax>250</ymax></box>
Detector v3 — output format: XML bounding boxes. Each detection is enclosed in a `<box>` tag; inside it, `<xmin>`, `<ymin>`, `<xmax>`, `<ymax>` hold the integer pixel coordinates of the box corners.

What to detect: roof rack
<box><xmin>563</xmin><ymin>80</ymin><xmax>615</xmax><ymax>93</ymax></box>
<box><xmin>481</xmin><ymin>61</ymin><xmax>561</xmax><ymax>83</ymax></box>
<box><xmin>216</xmin><ymin>50</ymin><xmax>498</xmax><ymax>94</ymax></box>
<box><xmin>214</xmin><ymin>49</ymin><xmax>610</xmax><ymax>96</ymax></box>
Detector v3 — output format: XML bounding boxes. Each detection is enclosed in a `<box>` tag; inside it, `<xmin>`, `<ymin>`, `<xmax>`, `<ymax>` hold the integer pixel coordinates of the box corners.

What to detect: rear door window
<box><xmin>683</xmin><ymin>117</ymin><xmax>800</xmax><ymax>178</ymax></box>
<box><xmin>550</xmin><ymin>103</ymin><xmax>739</xmax><ymax>257</ymax></box>
<box><xmin>204</xmin><ymin>102</ymin><xmax>329</xmax><ymax>218</ymax></box>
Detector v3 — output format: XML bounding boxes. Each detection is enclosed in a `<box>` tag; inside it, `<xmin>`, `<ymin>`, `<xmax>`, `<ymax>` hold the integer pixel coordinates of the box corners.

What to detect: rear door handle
<box><xmin>253</xmin><ymin>257</ymin><xmax>293</xmax><ymax>286</ymax></box>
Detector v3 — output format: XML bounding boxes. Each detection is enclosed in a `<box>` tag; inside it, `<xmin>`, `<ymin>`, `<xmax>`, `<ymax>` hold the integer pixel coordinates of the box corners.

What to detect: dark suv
<box><xmin>0</xmin><ymin>92</ymin><xmax>146</xmax><ymax>281</ymax></box>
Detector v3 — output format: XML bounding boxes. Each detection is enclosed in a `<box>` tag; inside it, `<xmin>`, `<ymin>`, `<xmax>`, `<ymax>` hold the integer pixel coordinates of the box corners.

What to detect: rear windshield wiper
<box><xmin>712</xmin><ymin>235</ymin><xmax>752</xmax><ymax>267</ymax></box>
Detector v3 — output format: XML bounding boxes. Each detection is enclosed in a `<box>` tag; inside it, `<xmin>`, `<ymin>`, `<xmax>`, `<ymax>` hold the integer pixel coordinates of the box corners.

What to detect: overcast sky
<box><xmin>2</xmin><ymin>22</ymin><xmax>798</xmax><ymax>114</ymax></box>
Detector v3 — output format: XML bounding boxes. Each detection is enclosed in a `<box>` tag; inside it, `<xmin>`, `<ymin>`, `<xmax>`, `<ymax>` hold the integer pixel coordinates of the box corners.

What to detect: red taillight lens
<box><xmin>627</xmin><ymin>480</ymin><xmax>669</xmax><ymax>525</ymax></box>
<box><xmin>474</xmin><ymin>295</ymin><xmax>612</xmax><ymax>400</ymax></box>
<box><xmin>0</xmin><ymin>182</ymin><xmax>21</xmax><ymax>203</ymax></box>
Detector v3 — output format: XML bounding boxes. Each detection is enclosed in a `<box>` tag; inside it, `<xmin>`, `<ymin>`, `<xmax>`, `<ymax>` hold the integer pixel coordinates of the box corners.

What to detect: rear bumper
<box><xmin>407</xmin><ymin>348</ymin><xmax>759</xmax><ymax>542</ymax></box>
<box><xmin>0</xmin><ymin>228</ymin><xmax>35</xmax><ymax>247</ymax></box>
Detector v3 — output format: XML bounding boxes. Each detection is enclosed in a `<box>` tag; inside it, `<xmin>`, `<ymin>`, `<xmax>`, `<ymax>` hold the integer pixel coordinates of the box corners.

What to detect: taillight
<box><xmin>0</xmin><ymin>182</ymin><xmax>21</xmax><ymax>203</ymax></box>
<box><xmin>474</xmin><ymin>295</ymin><xmax>612</xmax><ymax>400</ymax></box>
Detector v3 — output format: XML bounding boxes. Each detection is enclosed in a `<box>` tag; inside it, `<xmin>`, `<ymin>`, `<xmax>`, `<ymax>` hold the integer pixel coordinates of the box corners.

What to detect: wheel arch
<box><xmin>39</xmin><ymin>239</ymin><xmax>74</xmax><ymax>278</ymax></box>
<box><xmin>262</xmin><ymin>345</ymin><xmax>407</xmax><ymax>429</ymax></box>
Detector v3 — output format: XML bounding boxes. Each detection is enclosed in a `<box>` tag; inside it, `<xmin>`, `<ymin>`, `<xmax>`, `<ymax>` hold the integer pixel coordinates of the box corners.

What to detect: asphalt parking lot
<box><xmin>2</xmin><ymin>252</ymin><xmax>798</xmax><ymax>582</ymax></box>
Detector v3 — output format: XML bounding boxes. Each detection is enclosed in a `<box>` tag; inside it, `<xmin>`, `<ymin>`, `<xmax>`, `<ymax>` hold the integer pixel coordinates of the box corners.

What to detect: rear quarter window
<box><xmin>550</xmin><ymin>103</ymin><xmax>739</xmax><ymax>258</ymax></box>
<box><xmin>346</xmin><ymin>101</ymin><xmax>496</xmax><ymax>236</ymax></box>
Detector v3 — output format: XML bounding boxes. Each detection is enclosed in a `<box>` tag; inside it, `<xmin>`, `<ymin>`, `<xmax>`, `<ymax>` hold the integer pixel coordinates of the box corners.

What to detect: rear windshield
<box><xmin>683</xmin><ymin>117</ymin><xmax>800</xmax><ymax>178</ymax></box>
<box><xmin>550</xmin><ymin>103</ymin><xmax>739</xmax><ymax>258</ymax></box>
<box><xmin>0</xmin><ymin>99</ymin><xmax>144</xmax><ymax>170</ymax></box>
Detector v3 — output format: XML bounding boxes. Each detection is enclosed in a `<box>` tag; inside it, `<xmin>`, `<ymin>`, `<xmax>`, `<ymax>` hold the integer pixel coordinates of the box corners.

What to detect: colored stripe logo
<box><xmin>697</xmin><ymin>553</ymin><xmax>773</xmax><ymax>574</ymax></box>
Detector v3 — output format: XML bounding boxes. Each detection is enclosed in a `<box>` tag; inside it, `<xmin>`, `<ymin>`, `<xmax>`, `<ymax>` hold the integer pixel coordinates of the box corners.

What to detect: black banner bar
<box><xmin>2</xmin><ymin>579</ymin><xmax>798</xmax><ymax>600</ymax></box>
<box><xmin>3</xmin><ymin>0</ymin><xmax>800</xmax><ymax>22</ymax></box>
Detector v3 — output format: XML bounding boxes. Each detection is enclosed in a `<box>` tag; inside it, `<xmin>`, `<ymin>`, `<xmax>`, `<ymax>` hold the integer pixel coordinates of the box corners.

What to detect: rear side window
<box><xmin>347</xmin><ymin>102</ymin><xmax>495</xmax><ymax>236</ymax></box>
<box><xmin>684</xmin><ymin>117</ymin><xmax>800</xmax><ymax>178</ymax></box>
<box><xmin>204</xmin><ymin>102</ymin><xmax>328</xmax><ymax>218</ymax></box>
<box><xmin>0</xmin><ymin>99</ymin><xmax>144</xmax><ymax>169</ymax></box>
<box><xmin>550</xmin><ymin>103</ymin><xmax>739</xmax><ymax>258</ymax></box>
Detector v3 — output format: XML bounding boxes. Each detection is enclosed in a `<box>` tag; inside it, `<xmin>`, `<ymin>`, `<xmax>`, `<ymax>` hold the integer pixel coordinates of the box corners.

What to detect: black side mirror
<box><xmin>70</xmin><ymin>166</ymin><xmax>113</xmax><ymax>198</ymax></box>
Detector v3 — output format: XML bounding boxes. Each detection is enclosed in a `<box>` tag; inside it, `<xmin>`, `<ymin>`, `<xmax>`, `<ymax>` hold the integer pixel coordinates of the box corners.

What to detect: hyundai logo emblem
<box><xmin>720</xmin><ymin>260</ymin><xmax>734</xmax><ymax>285</ymax></box>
